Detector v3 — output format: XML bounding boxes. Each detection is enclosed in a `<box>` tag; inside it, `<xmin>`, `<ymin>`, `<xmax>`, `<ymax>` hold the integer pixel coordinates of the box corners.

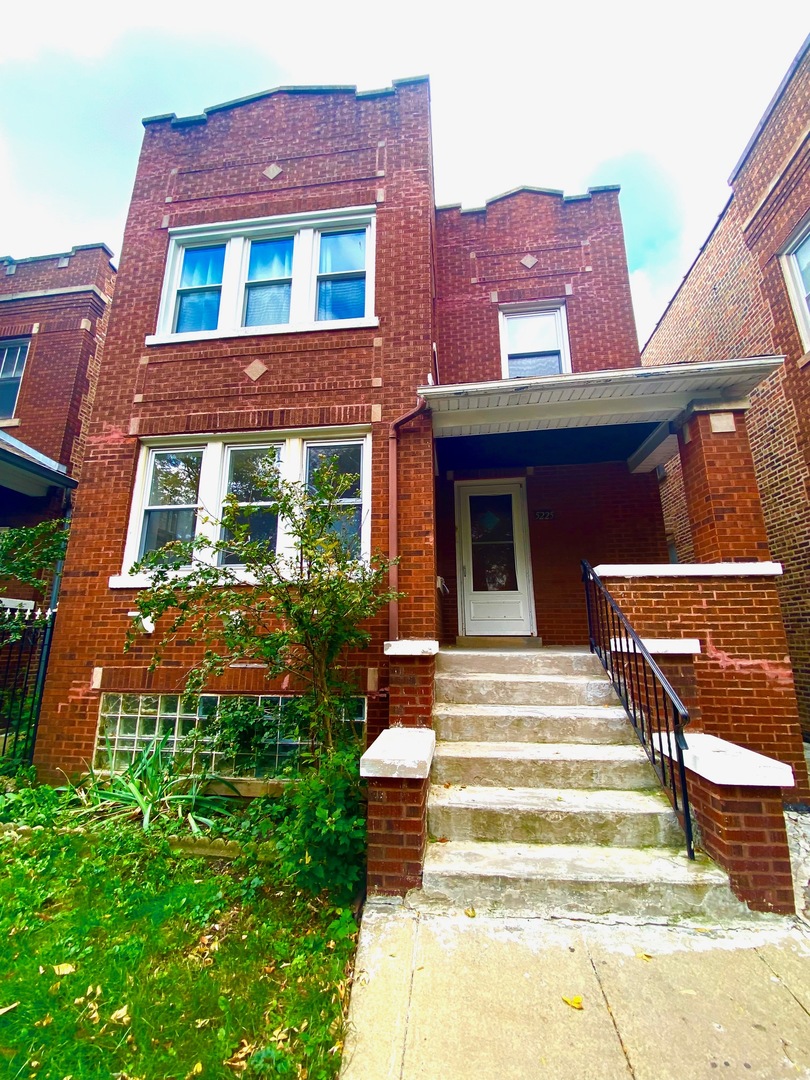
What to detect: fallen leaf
<box><xmin>33</xmin><ymin>1014</ymin><xmax>52</xmax><ymax>1028</ymax></box>
<box><xmin>562</xmin><ymin>995</ymin><xmax>584</xmax><ymax>1010</ymax></box>
<box><xmin>0</xmin><ymin>1003</ymin><xmax>18</xmax><ymax>1017</ymax></box>
<box><xmin>110</xmin><ymin>1004</ymin><xmax>131</xmax><ymax>1025</ymax></box>
<box><xmin>464</xmin><ymin>907</ymin><xmax>476</xmax><ymax>918</ymax></box>
<box><xmin>436</xmin><ymin>837</ymin><xmax>449</xmax><ymax>843</ymax></box>
<box><xmin>637</xmin><ymin>953</ymin><xmax>653</xmax><ymax>962</ymax></box>
<box><xmin>52</xmin><ymin>964</ymin><xmax>76</xmax><ymax>977</ymax></box>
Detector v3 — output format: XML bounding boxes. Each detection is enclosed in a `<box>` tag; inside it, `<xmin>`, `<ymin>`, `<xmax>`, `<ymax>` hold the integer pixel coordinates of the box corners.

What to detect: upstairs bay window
<box><xmin>112</xmin><ymin>430</ymin><xmax>371</xmax><ymax>587</ymax></box>
<box><xmin>500</xmin><ymin>305</ymin><xmax>571</xmax><ymax>379</ymax></box>
<box><xmin>148</xmin><ymin>208</ymin><xmax>376</xmax><ymax>344</ymax></box>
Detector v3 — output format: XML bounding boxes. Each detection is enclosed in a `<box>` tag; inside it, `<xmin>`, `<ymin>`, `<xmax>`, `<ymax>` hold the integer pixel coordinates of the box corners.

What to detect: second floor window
<box><xmin>0</xmin><ymin>339</ymin><xmax>29</xmax><ymax>419</ymax></box>
<box><xmin>150</xmin><ymin>208</ymin><xmax>376</xmax><ymax>344</ymax></box>
<box><xmin>783</xmin><ymin>226</ymin><xmax>810</xmax><ymax>353</ymax></box>
<box><xmin>500</xmin><ymin>306</ymin><xmax>570</xmax><ymax>379</ymax></box>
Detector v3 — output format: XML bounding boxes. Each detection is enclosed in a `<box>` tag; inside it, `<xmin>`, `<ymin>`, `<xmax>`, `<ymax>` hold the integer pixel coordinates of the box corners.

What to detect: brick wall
<box><xmin>366</xmin><ymin>775</ymin><xmax>428</xmax><ymax>893</ymax></box>
<box><xmin>641</xmin><ymin>41</ymin><xmax>810</xmax><ymax>734</ymax></box>
<box><xmin>435</xmin><ymin>187</ymin><xmax>639</xmax><ymax>385</ymax></box>
<box><xmin>35</xmin><ymin>81</ymin><xmax>440</xmax><ymax>778</ymax></box>
<box><xmin>602</xmin><ymin>575</ymin><xmax>810</xmax><ymax>803</ymax></box>
<box><xmin>0</xmin><ymin>245</ymin><xmax>115</xmax><ymax>479</ymax></box>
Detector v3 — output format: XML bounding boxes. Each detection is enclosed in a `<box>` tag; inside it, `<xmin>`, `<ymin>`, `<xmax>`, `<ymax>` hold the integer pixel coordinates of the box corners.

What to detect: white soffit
<box><xmin>418</xmin><ymin>357</ymin><xmax>783</xmax><ymax>438</ymax></box>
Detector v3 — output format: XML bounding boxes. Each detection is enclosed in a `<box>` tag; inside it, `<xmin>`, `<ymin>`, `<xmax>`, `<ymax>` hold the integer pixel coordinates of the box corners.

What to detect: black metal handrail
<box><xmin>0</xmin><ymin>607</ymin><xmax>56</xmax><ymax>768</ymax></box>
<box><xmin>581</xmin><ymin>561</ymin><xmax>694</xmax><ymax>859</ymax></box>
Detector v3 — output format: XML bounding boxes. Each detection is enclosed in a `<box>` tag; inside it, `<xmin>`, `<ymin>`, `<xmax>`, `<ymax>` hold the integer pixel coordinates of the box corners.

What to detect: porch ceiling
<box><xmin>436</xmin><ymin>423</ymin><xmax>660</xmax><ymax>470</ymax></box>
<box><xmin>419</xmin><ymin>357</ymin><xmax>783</xmax><ymax>439</ymax></box>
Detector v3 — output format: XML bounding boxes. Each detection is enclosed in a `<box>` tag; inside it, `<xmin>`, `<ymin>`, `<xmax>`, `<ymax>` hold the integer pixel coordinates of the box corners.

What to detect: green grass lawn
<box><xmin>0</xmin><ymin>824</ymin><xmax>357</xmax><ymax>1079</ymax></box>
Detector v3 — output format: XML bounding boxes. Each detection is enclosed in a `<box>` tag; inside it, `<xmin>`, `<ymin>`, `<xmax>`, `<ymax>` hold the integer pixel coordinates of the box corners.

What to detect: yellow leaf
<box><xmin>0</xmin><ymin>1003</ymin><xmax>18</xmax><ymax>1017</ymax></box>
<box><xmin>192</xmin><ymin>1064</ymin><xmax>203</xmax><ymax>1075</ymax></box>
<box><xmin>637</xmin><ymin>953</ymin><xmax>653</xmax><ymax>962</ymax></box>
<box><xmin>562</xmin><ymin>995</ymin><xmax>584</xmax><ymax>1010</ymax></box>
<box><xmin>52</xmin><ymin>964</ymin><xmax>75</xmax><ymax>977</ymax></box>
<box><xmin>110</xmin><ymin>1004</ymin><xmax>131</xmax><ymax>1025</ymax></box>
<box><xmin>464</xmin><ymin>907</ymin><xmax>476</xmax><ymax>918</ymax></box>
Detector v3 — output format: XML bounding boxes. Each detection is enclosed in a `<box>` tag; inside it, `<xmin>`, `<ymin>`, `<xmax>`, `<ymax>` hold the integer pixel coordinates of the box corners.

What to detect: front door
<box><xmin>457</xmin><ymin>481</ymin><xmax>536</xmax><ymax>636</ymax></box>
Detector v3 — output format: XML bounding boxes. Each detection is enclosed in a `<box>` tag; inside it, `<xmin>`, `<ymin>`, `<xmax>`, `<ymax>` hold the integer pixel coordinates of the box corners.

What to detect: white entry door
<box><xmin>457</xmin><ymin>481</ymin><xmax>536</xmax><ymax>636</ymax></box>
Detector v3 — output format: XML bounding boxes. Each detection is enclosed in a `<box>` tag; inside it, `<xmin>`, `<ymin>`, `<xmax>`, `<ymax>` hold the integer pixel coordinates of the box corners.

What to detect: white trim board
<box><xmin>594</xmin><ymin>562</ymin><xmax>783</xmax><ymax>577</ymax></box>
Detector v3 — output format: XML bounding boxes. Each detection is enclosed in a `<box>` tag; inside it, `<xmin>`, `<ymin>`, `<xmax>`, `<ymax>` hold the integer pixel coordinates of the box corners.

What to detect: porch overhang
<box><xmin>0</xmin><ymin>430</ymin><xmax>77</xmax><ymax>499</ymax></box>
<box><xmin>418</xmin><ymin>358</ymin><xmax>783</xmax><ymax>470</ymax></box>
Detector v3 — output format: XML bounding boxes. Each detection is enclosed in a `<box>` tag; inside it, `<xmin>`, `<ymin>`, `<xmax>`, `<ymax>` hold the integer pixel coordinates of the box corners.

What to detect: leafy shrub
<box><xmin>72</xmin><ymin>734</ymin><xmax>236</xmax><ymax>833</ymax></box>
<box><xmin>272</xmin><ymin>749</ymin><xmax>366</xmax><ymax>904</ymax></box>
<box><xmin>0</xmin><ymin>770</ymin><xmax>69</xmax><ymax>826</ymax></box>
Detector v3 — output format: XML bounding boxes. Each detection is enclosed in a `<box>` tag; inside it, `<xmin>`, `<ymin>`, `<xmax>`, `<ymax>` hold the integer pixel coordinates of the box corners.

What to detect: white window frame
<box><xmin>781</xmin><ymin>219</ymin><xmax>810</xmax><ymax>354</ymax></box>
<box><xmin>110</xmin><ymin>427</ymin><xmax>373</xmax><ymax>588</ymax></box>
<box><xmin>0</xmin><ymin>338</ymin><xmax>30</xmax><ymax>420</ymax></box>
<box><xmin>498</xmin><ymin>303</ymin><xmax>571</xmax><ymax>380</ymax></box>
<box><xmin>146</xmin><ymin>207</ymin><xmax>378</xmax><ymax>346</ymax></box>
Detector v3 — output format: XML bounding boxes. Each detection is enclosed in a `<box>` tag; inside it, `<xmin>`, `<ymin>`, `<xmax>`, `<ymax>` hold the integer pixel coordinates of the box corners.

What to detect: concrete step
<box><xmin>434</xmin><ymin>671</ymin><xmax>618</xmax><ymax>708</ymax></box>
<box><xmin>414</xmin><ymin>840</ymin><xmax>753</xmax><ymax>920</ymax></box>
<box><xmin>428</xmin><ymin>785</ymin><xmax>684</xmax><ymax>848</ymax></box>
<box><xmin>433</xmin><ymin>703</ymin><xmax>636</xmax><ymax>745</ymax></box>
<box><xmin>455</xmin><ymin>636</ymin><xmax>544</xmax><ymax>649</ymax></box>
<box><xmin>437</xmin><ymin>647</ymin><xmax>604</xmax><ymax>678</ymax></box>
<box><xmin>432</xmin><ymin>741</ymin><xmax>655</xmax><ymax>790</ymax></box>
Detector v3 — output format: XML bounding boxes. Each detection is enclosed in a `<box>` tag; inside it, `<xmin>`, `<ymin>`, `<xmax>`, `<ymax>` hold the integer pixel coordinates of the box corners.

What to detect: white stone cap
<box><xmin>360</xmin><ymin>727</ymin><xmax>436</xmax><ymax>779</ymax></box>
<box><xmin>594</xmin><ymin>562</ymin><xmax>783</xmax><ymax>577</ymax></box>
<box><xmin>652</xmin><ymin>732</ymin><xmax>794</xmax><ymax>787</ymax></box>
<box><xmin>383</xmin><ymin>639</ymin><xmax>440</xmax><ymax>656</ymax></box>
<box><xmin>610</xmin><ymin>637</ymin><xmax>701</xmax><ymax>655</ymax></box>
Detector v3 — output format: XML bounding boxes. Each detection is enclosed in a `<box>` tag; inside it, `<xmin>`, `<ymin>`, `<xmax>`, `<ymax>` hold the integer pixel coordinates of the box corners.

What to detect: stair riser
<box><xmin>437</xmin><ymin>651</ymin><xmax>605</xmax><ymax>677</ymax></box>
<box><xmin>432</xmin><ymin>755</ymin><xmax>655</xmax><ymax>790</ymax></box>
<box><xmin>414</xmin><ymin>875</ymin><xmax>750</xmax><ymax>921</ymax></box>
<box><xmin>435</xmin><ymin>675</ymin><xmax>617</xmax><ymax>707</ymax></box>
<box><xmin>432</xmin><ymin>713</ymin><xmax>636</xmax><ymax>745</ymax></box>
<box><xmin>428</xmin><ymin>806</ymin><xmax>684</xmax><ymax>848</ymax></box>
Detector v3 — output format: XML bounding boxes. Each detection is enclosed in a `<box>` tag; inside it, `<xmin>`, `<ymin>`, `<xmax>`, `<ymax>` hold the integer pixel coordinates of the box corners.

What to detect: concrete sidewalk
<box><xmin>341</xmin><ymin>904</ymin><xmax>810</xmax><ymax>1080</ymax></box>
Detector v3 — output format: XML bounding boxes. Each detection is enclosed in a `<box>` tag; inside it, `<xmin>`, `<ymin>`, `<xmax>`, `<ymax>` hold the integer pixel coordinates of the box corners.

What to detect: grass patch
<box><xmin>0</xmin><ymin>824</ymin><xmax>357</xmax><ymax>1078</ymax></box>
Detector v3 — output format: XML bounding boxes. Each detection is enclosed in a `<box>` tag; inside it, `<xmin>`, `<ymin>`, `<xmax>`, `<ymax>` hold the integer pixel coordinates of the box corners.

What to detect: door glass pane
<box><xmin>469</xmin><ymin>494</ymin><xmax>518</xmax><ymax>592</ymax></box>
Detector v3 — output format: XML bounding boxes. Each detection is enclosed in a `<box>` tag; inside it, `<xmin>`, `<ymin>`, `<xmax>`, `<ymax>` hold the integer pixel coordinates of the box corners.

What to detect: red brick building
<box><xmin>643</xmin><ymin>37</ymin><xmax>810</xmax><ymax>735</ymax></box>
<box><xmin>32</xmin><ymin>78</ymin><xmax>808</xmax><ymax>910</ymax></box>
<box><xmin>0</xmin><ymin>245</ymin><xmax>115</xmax><ymax>587</ymax></box>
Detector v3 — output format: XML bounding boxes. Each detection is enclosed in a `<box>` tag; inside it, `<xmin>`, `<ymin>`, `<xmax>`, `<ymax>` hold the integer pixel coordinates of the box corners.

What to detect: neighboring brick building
<box><xmin>642</xmin><ymin>35</ymin><xmax>810</xmax><ymax>734</ymax></box>
<box><xmin>32</xmin><ymin>77</ymin><xmax>808</xmax><ymax>910</ymax></box>
<box><xmin>0</xmin><ymin>245</ymin><xmax>115</xmax><ymax>593</ymax></box>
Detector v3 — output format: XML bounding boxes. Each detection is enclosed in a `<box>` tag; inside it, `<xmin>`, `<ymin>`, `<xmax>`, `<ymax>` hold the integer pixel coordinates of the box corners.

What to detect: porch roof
<box><xmin>0</xmin><ymin>430</ymin><xmax>77</xmax><ymax>498</ymax></box>
<box><xmin>418</xmin><ymin>357</ymin><xmax>783</xmax><ymax>440</ymax></box>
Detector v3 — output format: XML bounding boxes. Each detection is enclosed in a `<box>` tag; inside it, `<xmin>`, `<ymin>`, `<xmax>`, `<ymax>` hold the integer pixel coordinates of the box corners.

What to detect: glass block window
<box><xmin>95</xmin><ymin>692</ymin><xmax>366</xmax><ymax>778</ymax></box>
<box><xmin>0</xmin><ymin>339</ymin><xmax>29</xmax><ymax>418</ymax></box>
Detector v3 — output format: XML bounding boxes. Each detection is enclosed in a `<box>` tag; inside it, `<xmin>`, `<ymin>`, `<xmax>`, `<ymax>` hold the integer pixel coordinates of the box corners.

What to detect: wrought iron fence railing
<box><xmin>0</xmin><ymin>606</ymin><xmax>56</xmax><ymax>769</ymax></box>
<box><xmin>581</xmin><ymin>561</ymin><xmax>694</xmax><ymax>859</ymax></box>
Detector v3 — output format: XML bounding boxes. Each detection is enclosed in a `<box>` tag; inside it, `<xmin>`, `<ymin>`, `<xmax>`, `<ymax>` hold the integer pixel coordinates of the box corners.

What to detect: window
<box><xmin>149</xmin><ymin>208</ymin><xmax>376</xmax><ymax>344</ymax></box>
<box><xmin>113</xmin><ymin>430</ymin><xmax>371</xmax><ymax>586</ymax></box>
<box><xmin>499</xmin><ymin>306</ymin><xmax>570</xmax><ymax>379</ymax></box>
<box><xmin>782</xmin><ymin>225</ymin><xmax>810</xmax><ymax>352</ymax></box>
<box><xmin>0</xmin><ymin>339</ymin><xmax>29</xmax><ymax>418</ymax></box>
<box><xmin>95</xmin><ymin>692</ymin><xmax>366</xmax><ymax>777</ymax></box>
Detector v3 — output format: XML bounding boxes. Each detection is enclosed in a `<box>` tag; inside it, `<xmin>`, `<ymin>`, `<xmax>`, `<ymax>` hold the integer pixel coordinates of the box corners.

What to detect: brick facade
<box><xmin>642</xmin><ymin>39</ymin><xmax>810</xmax><ymax>733</ymax></box>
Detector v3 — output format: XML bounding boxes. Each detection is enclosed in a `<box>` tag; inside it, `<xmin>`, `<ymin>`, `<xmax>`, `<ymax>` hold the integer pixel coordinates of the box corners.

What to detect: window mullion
<box><xmin>289</xmin><ymin>230</ymin><xmax>313</xmax><ymax>325</ymax></box>
<box><xmin>220</xmin><ymin>238</ymin><xmax>244</xmax><ymax>330</ymax></box>
<box><xmin>195</xmin><ymin>442</ymin><xmax>223</xmax><ymax>561</ymax></box>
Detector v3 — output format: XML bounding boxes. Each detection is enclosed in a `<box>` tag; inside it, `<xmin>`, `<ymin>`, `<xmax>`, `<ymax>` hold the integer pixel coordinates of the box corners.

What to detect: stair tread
<box><xmin>422</xmin><ymin>840</ymin><xmax>725</xmax><ymax>884</ymax></box>
<box><xmin>434</xmin><ymin>703</ymin><xmax>628</xmax><ymax>717</ymax></box>
<box><xmin>429</xmin><ymin>784</ymin><xmax>674</xmax><ymax>814</ymax></box>
<box><xmin>434</xmin><ymin>741</ymin><xmax>648</xmax><ymax>763</ymax></box>
<box><xmin>436</xmin><ymin>671</ymin><xmax>609</xmax><ymax>684</ymax></box>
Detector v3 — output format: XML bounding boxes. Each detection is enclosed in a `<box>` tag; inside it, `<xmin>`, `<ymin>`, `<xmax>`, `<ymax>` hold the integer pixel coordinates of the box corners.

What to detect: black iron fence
<box><xmin>581</xmin><ymin>561</ymin><xmax>694</xmax><ymax>859</ymax></box>
<box><xmin>0</xmin><ymin>606</ymin><xmax>55</xmax><ymax>769</ymax></box>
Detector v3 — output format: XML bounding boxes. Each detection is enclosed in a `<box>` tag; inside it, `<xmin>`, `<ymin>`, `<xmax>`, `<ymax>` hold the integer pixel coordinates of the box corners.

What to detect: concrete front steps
<box><xmin>409</xmin><ymin>647</ymin><xmax>753</xmax><ymax>921</ymax></box>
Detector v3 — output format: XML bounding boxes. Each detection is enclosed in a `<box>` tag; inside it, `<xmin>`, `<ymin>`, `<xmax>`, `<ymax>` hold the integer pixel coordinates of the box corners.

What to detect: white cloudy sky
<box><xmin>0</xmin><ymin>1</ymin><xmax>806</xmax><ymax>344</ymax></box>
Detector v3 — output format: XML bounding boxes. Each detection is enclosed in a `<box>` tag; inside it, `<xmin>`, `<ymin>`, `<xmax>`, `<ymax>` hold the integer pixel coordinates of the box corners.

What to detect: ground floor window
<box><xmin>95</xmin><ymin>692</ymin><xmax>366</xmax><ymax>777</ymax></box>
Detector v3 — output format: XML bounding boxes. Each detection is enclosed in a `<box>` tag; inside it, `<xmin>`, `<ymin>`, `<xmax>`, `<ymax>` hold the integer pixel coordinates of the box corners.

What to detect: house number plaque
<box><xmin>534</xmin><ymin>510</ymin><xmax>555</xmax><ymax>520</ymax></box>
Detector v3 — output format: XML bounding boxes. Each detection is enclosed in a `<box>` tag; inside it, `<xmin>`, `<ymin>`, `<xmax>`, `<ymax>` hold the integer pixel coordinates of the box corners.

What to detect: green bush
<box><xmin>272</xmin><ymin>749</ymin><xmax>366</xmax><ymax>904</ymax></box>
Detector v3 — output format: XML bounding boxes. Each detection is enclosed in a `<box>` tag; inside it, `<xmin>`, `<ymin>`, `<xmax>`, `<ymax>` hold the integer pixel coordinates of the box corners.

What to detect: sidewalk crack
<box><xmin>585</xmin><ymin>941</ymin><xmax>636</xmax><ymax>1079</ymax></box>
<box><xmin>398</xmin><ymin>913</ymin><xmax>421</xmax><ymax>1079</ymax></box>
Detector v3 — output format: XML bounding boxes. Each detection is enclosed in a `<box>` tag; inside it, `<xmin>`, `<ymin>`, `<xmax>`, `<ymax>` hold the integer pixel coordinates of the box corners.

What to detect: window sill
<box><xmin>0</xmin><ymin>417</ymin><xmax>21</xmax><ymax>428</ymax></box>
<box><xmin>145</xmin><ymin>316</ymin><xmax>379</xmax><ymax>347</ymax></box>
<box><xmin>109</xmin><ymin>568</ymin><xmax>263</xmax><ymax>589</ymax></box>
